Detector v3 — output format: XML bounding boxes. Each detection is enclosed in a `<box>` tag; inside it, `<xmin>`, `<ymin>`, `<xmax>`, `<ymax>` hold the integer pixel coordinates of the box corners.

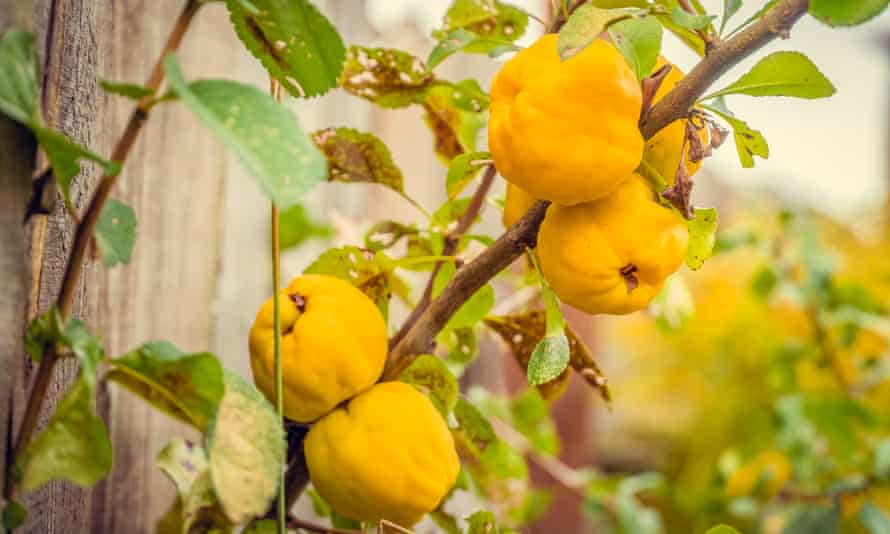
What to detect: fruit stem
<box><xmin>269</xmin><ymin>78</ymin><xmax>286</xmax><ymax>534</ymax></box>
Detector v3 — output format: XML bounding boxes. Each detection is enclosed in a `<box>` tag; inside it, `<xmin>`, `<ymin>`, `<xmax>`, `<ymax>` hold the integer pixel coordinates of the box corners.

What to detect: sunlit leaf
<box><xmin>685</xmin><ymin>207</ymin><xmax>718</xmax><ymax>270</ymax></box>
<box><xmin>446</xmin><ymin>151</ymin><xmax>490</xmax><ymax>199</ymax></box>
<box><xmin>557</xmin><ymin>5</ymin><xmax>645</xmax><ymax>59</ymax></box>
<box><xmin>226</xmin><ymin>0</ymin><xmax>345</xmax><ymax>97</ymax></box>
<box><xmin>206</xmin><ymin>371</ymin><xmax>285</xmax><ymax>523</ymax></box>
<box><xmin>649</xmin><ymin>273</ymin><xmax>695</xmax><ymax>332</ymax></box>
<box><xmin>466</xmin><ymin>510</ymin><xmax>500</xmax><ymax>534</ymax></box>
<box><xmin>810</xmin><ymin>0</ymin><xmax>889</xmax><ymax>27</ymax></box>
<box><xmin>428</xmin><ymin>29</ymin><xmax>520</xmax><ymax>70</ymax></box>
<box><xmin>433</xmin><ymin>262</ymin><xmax>495</xmax><ymax>331</ymax></box>
<box><xmin>705</xmin><ymin>51</ymin><xmax>836</xmax><ymax>100</ymax></box>
<box><xmin>423</xmin><ymin>84</ymin><xmax>486</xmax><ymax>162</ymax></box>
<box><xmin>17</xmin><ymin>378</ymin><xmax>112</xmax><ymax>491</ymax></box>
<box><xmin>107</xmin><ymin>341</ymin><xmax>224</xmax><ymax>431</ymax></box>
<box><xmin>608</xmin><ymin>15</ymin><xmax>663</xmax><ymax>81</ymax></box>
<box><xmin>670</xmin><ymin>6</ymin><xmax>715</xmax><ymax>30</ymax></box>
<box><xmin>165</xmin><ymin>55</ymin><xmax>326</xmax><ymax>209</ymax></box>
<box><xmin>156</xmin><ymin>439</ymin><xmax>232</xmax><ymax>534</ymax></box>
<box><xmin>24</xmin><ymin>306</ymin><xmax>103</xmax><ymax>386</ymax></box>
<box><xmin>95</xmin><ymin>198</ymin><xmax>137</xmax><ymax>266</ymax></box>
<box><xmin>720</xmin><ymin>0</ymin><xmax>743</xmax><ymax>34</ymax></box>
<box><xmin>304</xmin><ymin>246</ymin><xmax>395</xmax><ymax>317</ymax></box>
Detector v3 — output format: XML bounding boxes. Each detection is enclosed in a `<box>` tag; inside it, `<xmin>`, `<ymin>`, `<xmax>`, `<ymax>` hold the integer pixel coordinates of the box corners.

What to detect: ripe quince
<box><xmin>248</xmin><ymin>274</ymin><xmax>387</xmax><ymax>423</ymax></box>
<box><xmin>643</xmin><ymin>57</ymin><xmax>708</xmax><ymax>184</ymax></box>
<box><xmin>725</xmin><ymin>451</ymin><xmax>791</xmax><ymax>498</ymax></box>
<box><xmin>305</xmin><ymin>381</ymin><xmax>460</xmax><ymax>527</ymax></box>
<box><xmin>489</xmin><ymin>34</ymin><xmax>643</xmax><ymax>205</ymax></box>
<box><xmin>502</xmin><ymin>183</ymin><xmax>538</xmax><ymax>228</ymax></box>
<box><xmin>537</xmin><ymin>175</ymin><xmax>687</xmax><ymax>314</ymax></box>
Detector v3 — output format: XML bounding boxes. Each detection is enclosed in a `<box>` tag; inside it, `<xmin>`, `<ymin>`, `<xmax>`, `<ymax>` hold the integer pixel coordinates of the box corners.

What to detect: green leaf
<box><xmin>23</xmin><ymin>306</ymin><xmax>103</xmax><ymax>386</ymax></box>
<box><xmin>454</xmin><ymin>397</ymin><xmax>497</xmax><ymax>453</ymax></box>
<box><xmin>446</xmin><ymin>151</ymin><xmax>490</xmax><ymax>199</ymax></box>
<box><xmin>2</xmin><ymin>501</ymin><xmax>26</xmax><ymax>530</ymax></box>
<box><xmin>99</xmin><ymin>79</ymin><xmax>154</xmax><ymax>100</ymax></box>
<box><xmin>34</xmin><ymin>126</ymin><xmax>122</xmax><ymax>212</ymax></box>
<box><xmin>782</xmin><ymin>506</ymin><xmax>839</xmax><ymax>534</ymax></box>
<box><xmin>484</xmin><ymin>312</ymin><xmax>610</xmax><ymax>402</ymax></box>
<box><xmin>444</xmin><ymin>0</ymin><xmax>499</xmax><ymax>29</ymax></box>
<box><xmin>94</xmin><ymin>198</ymin><xmax>137</xmax><ymax>267</ymax></box>
<box><xmin>706</xmin><ymin>526</ymin><xmax>742</xmax><ymax>534</ymax></box>
<box><xmin>0</xmin><ymin>29</ymin><xmax>40</xmax><ymax>124</ymax></box>
<box><xmin>527</xmin><ymin>335</ymin><xmax>570</xmax><ymax>386</ymax></box>
<box><xmin>400</xmin><ymin>354</ymin><xmax>459</xmax><ymax>416</ymax></box>
<box><xmin>466</xmin><ymin>510</ymin><xmax>500</xmax><ymax>534</ymax></box>
<box><xmin>451</xmin><ymin>78</ymin><xmax>490</xmax><ymax>112</ymax></box>
<box><xmin>433</xmin><ymin>262</ymin><xmax>495</xmax><ymax>331</ymax></box>
<box><xmin>670</xmin><ymin>6</ymin><xmax>715</xmax><ymax>30</ymax></box>
<box><xmin>428</xmin><ymin>29</ymin><xmax>520</xmax><ymax>70</ymax></box>
<box><xmin>312</xmin><ymin>127</ymin><xmax>419</xmax><ymax>209</ymax></box>
<box><xmin>164</xmin><ymin>55</ymin><xmax>326</xmax><ymax>209</ymax></box>
<box><xmin>706</xmin><ymin>51</ymin><xmax>836</xmax><ymax>100</ymax></box>
<box><xmin>304</xmin><ymin>246</ymin><xmax>394</xmax><ymax>317</ymax></box>
<box><xmin>339</xmin><ymin>45</ymin><xmax>434</xmax><ymax>108</ymax></box>
<box><xmin>860</xmin><ymin>502</ymin><xmax>890</xmax><ymax>534</ymax></box>
<box><xmin>206</xmin><ymin>371</ymin><xmax>285</xmax><ymax>524</ymax></box>
<box><xmin>685</xmin><ymin>207</ymin><xmax>717</xmax><ymax>270</ymax></box>
<box><xmin>511</xmin><ymin>389</ymin><xmax>559</xmax><ymax>455</ymax></box>
<box><xmin>226</xmin><ymin>0</ymin><xmax>345</xmax><ymax>97</ymax></box>
<box><xmin>702</xmin><ymin>103</ymin><xmax>769</xmax><ymax>168</ymax></box>
<box><xmin>442</xmin><ymin>0</ymin><xmax>529</xmax><ymax>51</ymax></box>
<box><xmin>17</xmin><ymin>378</ymin><xmax>112</xmax><ymax>491</ymax></box>
<box><xmin>423</xmin><ymin>84</ymin><xmax>486</xmax><ymax>162</ymax></box>
<box><xmin>650</xmin><ymin>274</ymin><xmax>695</xmax><ymax>332</ymax></box>
<box><xmin>725</xmin><ymin>0</ymin><xmax>777</xmax><ymax>37</ymax></box>
<box><xmin>720</xmin><ymin>0</ymin><xmax>743</xmax><ymax>34</ymax></box>
<box><xmin>156</xmin><ymin>438</ymin><xmax>208</xmax><ymax>497</ymax></box>
<box><xmin>107</xmin><ymin>341</ymin><xmax>225</xmax><ymax>431</ymax></box>
<box><xmin>608</xmin><ymin>15</ymin><xmax>663</xmax><ymax>81</ymax></box>
<box><xmin>557</xmin><ymin>5</ymin><xmax>645</xmax><ymax>60</ymax></box>
<box><xmin>810</xmin><ymin>0</ymin><xmax>889</xmax><ymax>27</ymax></box>
<box><xmin>279</xmin><ymin>203</ymin><xmax>332</xmax><ymax>250</ymax></box>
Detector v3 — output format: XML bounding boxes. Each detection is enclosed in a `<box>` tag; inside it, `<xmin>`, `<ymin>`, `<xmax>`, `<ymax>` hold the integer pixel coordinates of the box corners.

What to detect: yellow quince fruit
<box><xmin>489</xmin><ymin>34</ymin><xmax>643</xmax><ymax>205</ymax></box>
<box><xmin>502</xmin><ymin>183</ymin><xmax>538</xmax><ymax>228</ymax></box>
<box><xmin>537</xmin><ymin>175</ymin><xmax>687</xmax><ymax>314</ymax></box>
<box><xmin>248</xmin><ymin>274</ymin><xmax>387</xmax><ymax>423</ymax></box>
<box><xmin>305</xmin><ymin>381</ymin><xmax>460</xmax><ymax>527</ymax></box>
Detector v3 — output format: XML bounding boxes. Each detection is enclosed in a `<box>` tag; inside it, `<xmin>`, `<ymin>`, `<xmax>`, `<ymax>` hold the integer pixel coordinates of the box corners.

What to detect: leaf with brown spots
<box><xmin>303</xmin><ymin>245</ymin><xmax>396</xmax><ymax>320</ymax></box>
<box><xmin>484</xmin><ymin>311</ymin><xmax>610</xmax><ymax>402</ymax></box>
<box><xmin>312</xmin><ymin>127</ymin><xmax>422</xmax><ymax>211</ymax></box>
<box><xmin>423</xmin><ymin>84</ymin><xmax>486</xmax><ymax>163</ymax></box>
<box><xmin>227</xmin><ymin>0</ymin><xmax>346</xmax><ymax>98</ymax></box>
<box><xmin>339</xmin><ymin>45</ymin><xmax>435</xmax><ymax>108</ymax></box>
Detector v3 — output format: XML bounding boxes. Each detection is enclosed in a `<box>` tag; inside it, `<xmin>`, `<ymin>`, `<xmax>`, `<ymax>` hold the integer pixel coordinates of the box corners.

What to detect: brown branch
<box><xmin>640</xmin><ymin>0</ymin><xmax>809</xmax><ymax>139</ymax></box>
<box><xmin>389</xmin><ymin>164</ymin><xmax>496</xmax><ymax>350</ymax></box>
<box><xmin>7</xmin><ymin>0</ymin><xmax>202</xmax><ymax>499</ymax></box>
<box><xmin>385</xmin><ymin>0</ymin><xmax>811</xmax><ymax>377</ymax></box>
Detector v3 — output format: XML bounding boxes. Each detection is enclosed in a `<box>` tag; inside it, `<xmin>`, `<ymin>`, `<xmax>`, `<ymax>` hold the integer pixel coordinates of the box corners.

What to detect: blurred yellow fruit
<box><xmin>489</xmin><ymin>34</ymin><xmax>643</xmax><ymax>205</ymax></box>
<box><xmin>248</xmin><ymin>274</ymin><xmax>387</xmax><ymax>423</ymax></box>
<box><xmin>642</xmin><ymin>57</ymin><xmax>708</xmax><ymax>185</ymax></box>
<box><xmin>726</xmin><ymin>451</ymin><xmax>792</xmax><ymax>498</ymax></box>
<box><xmin>537</xmin><ymin>175</ymin><xmax>687</xmax><ymax>314</ymax></box>
<box><xmin>502</xmin><ymin>183</ymin><xmax>538</xmax><ymax>228</ymax></box>
<box><xmin>305</xmin><ymin>382</ymin><xmax>460</xmax><ymax>527</ymax></box>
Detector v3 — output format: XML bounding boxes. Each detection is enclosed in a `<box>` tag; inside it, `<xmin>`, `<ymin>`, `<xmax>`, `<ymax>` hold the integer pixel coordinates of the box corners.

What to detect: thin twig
<box><xmin>6</xmin><ymin>0</ymin><xmax>202</xmax><ymax>500</ymax></box>
<box><xmin>386</xmin><ymin>0</ymin><xmax>812</xmax><ymax>378</ymax></box>
<box><xmin>270</xmin><ymin>78</ymin><xmax>287</xmax><ymax>534</ymax></box>
<box><xmin>389</xmin><ymin>165</ymin><xmax>497</xmax><ymax>350</ymax></box>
